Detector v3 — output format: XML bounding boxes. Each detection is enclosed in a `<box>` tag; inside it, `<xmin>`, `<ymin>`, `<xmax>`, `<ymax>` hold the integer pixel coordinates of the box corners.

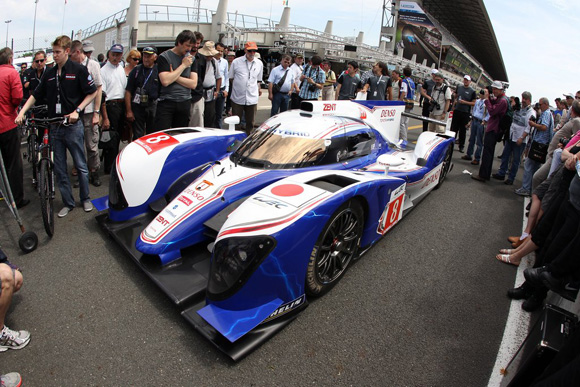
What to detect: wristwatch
<box><xmin>75</xmin><ymin>107</ymin><xmax>82</xmax><ymax>114</ymax></box>
<box><xmin>94</xmin><ymin>110</ymin><xmax>100</xmax><ymax>115</ymax></box>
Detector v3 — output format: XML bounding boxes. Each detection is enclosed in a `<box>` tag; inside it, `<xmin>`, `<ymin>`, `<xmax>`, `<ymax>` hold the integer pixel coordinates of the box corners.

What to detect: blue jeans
<box><xmin>497</xmin><ymin>140</ymin><xmax>524</xmax><ymax>181</ymax></box>
<box><xmin>466</xmin><ymin>118</ymin><xmax>484</xmax><ymax>161</ymax></box>
<box><xmin>270</xmin><ymin>92</ymin><xmax>290</xmax><ymax>117</ymax></box>
<box><xmin>50</xmin><ymin>120</ymin><xmax>90</xmax><ymax>208</ymax></box>
<box><xmin>521</xmin><ymin>157</ymin><xmax>542</xmax><ymax>192</ymax></box>
<box><xmin>214</xmin><ymin>92</ymin><xmax>226</xmax><ymax>129</ymax></box>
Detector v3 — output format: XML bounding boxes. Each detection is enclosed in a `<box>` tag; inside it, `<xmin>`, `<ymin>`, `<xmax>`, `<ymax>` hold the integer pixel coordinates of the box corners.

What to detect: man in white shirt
<box><xmin>70</xmin><ymin>39</ymin><xmax>103</xmax><ymax>186</ymax></box>
<box><xmin>229</xmin><ymin>42</ymin><xmax>263</xmax><ymax>134</ymax></box>
<box><xmin>214</xmin><ymin>42</ymin><xmax>229</xmax><ymax>128</ymax></box>
<box><xmin>267</xmin><ymin>54</ymin><xmax>294</xmax><ymax>117</ymax></box>
<box><xmin>100</xmin><ymin>44</ymin><xmax>127</xmax><ymax>174</ymax></box>
<box><xmin>289</xmin><ymin>54</ymin><xmax>303</xmax><ymax>109</ymax></box>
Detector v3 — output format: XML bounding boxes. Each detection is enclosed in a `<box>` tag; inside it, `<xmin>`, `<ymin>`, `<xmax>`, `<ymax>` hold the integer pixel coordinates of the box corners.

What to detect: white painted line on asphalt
<box><xmin>487</xmin><ymin>197</ymin><xmax>533</xmax><ymax>387</ymax></box>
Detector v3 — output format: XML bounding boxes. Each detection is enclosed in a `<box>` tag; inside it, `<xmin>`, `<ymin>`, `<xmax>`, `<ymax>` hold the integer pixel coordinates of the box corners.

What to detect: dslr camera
<box><xmin>308</xmin><ymin>83</ymin><xmax>317</xmax><ymax>92</ymax></box>
<box><xmin>428</xmin><ymin>98</ymin><xmax>441</xmax><ymax>113</ymax></box>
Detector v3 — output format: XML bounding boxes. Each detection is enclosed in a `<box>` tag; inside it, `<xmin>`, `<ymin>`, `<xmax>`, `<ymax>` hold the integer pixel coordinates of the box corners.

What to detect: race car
<box><xmin>97</xmin><ymin>100</ymin><xmax>454</xmax><ymax>360</ymax></box>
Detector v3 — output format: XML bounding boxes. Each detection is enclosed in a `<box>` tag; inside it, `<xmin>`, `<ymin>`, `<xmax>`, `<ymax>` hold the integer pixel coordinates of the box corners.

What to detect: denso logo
<box><xmin>380</xmin><ymin>109</ymin><xmax>397</xmax><ymax>118</ymax></box>
<box><xmin>421</xmin><ymin>169</ymin><xmax>441</xmax><ymax>189</ymax></box>
<box><xmin>323</xmin><ymin>103</ymin><xmax>336</xmax><ymax>112</ymax></box>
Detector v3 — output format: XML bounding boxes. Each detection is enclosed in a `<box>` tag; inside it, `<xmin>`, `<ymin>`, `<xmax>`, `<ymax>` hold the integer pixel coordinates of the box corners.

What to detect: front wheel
<box><xmin>306</xmin><ymin>200</ymin><xmax>364</xmax><ymax>297</ymax></box>
<box><xmin>39</xmin><ymin>159</ymin><xmax>54</xmax><ymax>237</ymax></box>
<box><xmin>435</xmin><ymin>143</ymin><xmax>453</xmax><ymax>189</ymax></box>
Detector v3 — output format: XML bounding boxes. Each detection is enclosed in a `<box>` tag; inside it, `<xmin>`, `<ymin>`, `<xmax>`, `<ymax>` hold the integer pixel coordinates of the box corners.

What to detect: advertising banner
<box><xmin>394</xmin><ymin>1</ymin><xmax>441</xmax><ymax>67</ymax></box>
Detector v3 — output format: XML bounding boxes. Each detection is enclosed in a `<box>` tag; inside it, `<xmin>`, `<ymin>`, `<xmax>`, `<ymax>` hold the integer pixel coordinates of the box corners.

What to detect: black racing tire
<box><xmin>19</xmin><ymin>231</ymin><xmax>38</xmax><ymax>253</ymax></box>
<box><xmin>435</xmin><ymin>143</ymin><xmax>453</xmax><ymax>189</ymax></box>
<box><xmin>39</xmin><ymin>159</ymin><xmax>54</xmax><ymax>237</ymax></box>
<box><xmin>306</xmin><ymin>199</ymin><xmax>364</xmax><ymax>297</ymax></box>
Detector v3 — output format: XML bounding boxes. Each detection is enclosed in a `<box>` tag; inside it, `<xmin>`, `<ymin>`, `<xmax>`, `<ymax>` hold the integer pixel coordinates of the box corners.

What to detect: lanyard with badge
<box><xmin>373</xmin><ymin>76</ymin><xmax>383</xmax><ymax>98</ymax></box>
<box><xmin>55</xmin><ymin>69</ymin><xmax>63</xmax><ymax>114</ymax></box>
<box><xmin>246</xmin><ymin>60</ymin><xmax>255</xmax><ymax>88</ymax></box>
<box><xmin>133</xmin><ymin>67</ymin><xmax>153</xmax><ymax>105</ymax></box>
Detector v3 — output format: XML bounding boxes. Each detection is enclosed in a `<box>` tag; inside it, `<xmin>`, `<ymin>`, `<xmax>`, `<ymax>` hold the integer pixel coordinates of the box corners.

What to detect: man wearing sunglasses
<box><xmin>23</xmin><ymin>51</ymin><xmax>46</xmax><ymax>105</ymax></box>
<box><xmin>555</xmin><ymin>91</ymin><xmax>580</xmax><ymax>132</ymax></box>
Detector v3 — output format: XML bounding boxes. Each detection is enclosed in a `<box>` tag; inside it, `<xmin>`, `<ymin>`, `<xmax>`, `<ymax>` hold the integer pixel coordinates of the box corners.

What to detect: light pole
<box><xmin>153</xmin><ymin>10</ymin><xmax>159</xmax><ymax>21</ymax></box>
<box><xmin>4</xmin><ymin>20</ymin><xmax>11</xmax><ymax>47</ymax></box>
<box><xmin>32</xmin><ymin>0</ymin><xmax>39</xmax><ymax>52</ymax></box>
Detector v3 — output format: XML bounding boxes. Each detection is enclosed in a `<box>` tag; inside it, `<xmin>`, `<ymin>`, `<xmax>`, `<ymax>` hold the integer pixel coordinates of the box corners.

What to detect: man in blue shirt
<box><xmin>515</xmin><ymin>97</ymin><xmax>553</xmax><ymax>196</ymax></box>
<box><xmin>462</xmin><ymin>90</ymin><xmax>489</xmax><ymax>165</ymax></box>
<box><xmin>297</xmin><ymin>56</ymin><xmax>325</xmax><ymax>103</ymax></box>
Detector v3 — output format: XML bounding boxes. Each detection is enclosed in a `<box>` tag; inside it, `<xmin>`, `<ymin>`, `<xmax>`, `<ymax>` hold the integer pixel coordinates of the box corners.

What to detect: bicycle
<box><xmin>26</xmin><ymin>115</ymin><xmax>69</xmax><ymax>237</ymax></box>
<box><xmin>21</xmin><ymin>105</ymin><xmax>48</xmax><ymax>187</ymax></box>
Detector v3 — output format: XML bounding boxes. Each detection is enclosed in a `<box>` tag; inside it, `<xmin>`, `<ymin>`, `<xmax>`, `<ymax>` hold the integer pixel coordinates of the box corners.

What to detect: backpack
<box><xmin>497</xmin><ymin>96</ymin><xmax>513</xmax><ymax>142</ymax></box>
<box><xmin>402</xmin><ymin>77</ymin><xmax>415</xmax><ymax>109</ymax></box>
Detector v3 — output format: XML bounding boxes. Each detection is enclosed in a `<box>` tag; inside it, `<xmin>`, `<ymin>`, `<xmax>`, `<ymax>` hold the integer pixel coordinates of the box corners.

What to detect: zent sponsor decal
<box><xmin>377</xmin><ymin>193</ymin><xmax>404</xmax><ymax>235</ymax></box>
<box><xmin>155</xmin><ymin>215</ymin><xmax>170</xmax><ymax>227</ymax></box>
<box><xmin>323</xmin><ymin>103</ymin><xmax>336</xmax><ymax>112</ymax></box>
<box><xmin>134</xmin><ymin>133</ymin><xmax>179</xmax><ymax>155</ymax></box>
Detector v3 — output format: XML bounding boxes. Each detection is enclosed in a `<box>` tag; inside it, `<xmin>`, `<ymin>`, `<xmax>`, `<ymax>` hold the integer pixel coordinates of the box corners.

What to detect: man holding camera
<box><xmin>426</xmin><ymin>73</ymin><xmax>451</xmax><ymax>133</ymax></box>
<box><xmin>297</xmin><ymin>55</ymin><xmax>325</xmax><ymax>103</ymax></box>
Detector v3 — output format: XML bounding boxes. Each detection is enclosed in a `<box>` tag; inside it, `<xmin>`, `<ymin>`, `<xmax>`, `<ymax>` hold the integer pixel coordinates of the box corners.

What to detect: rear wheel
<box><xmin>306</xmin><ymin>200</ymin><xmax>364</xmax><ymax>297</ymax></box>
<box><xmin>39</xmin><ymin>159</ymin><xmax>54</xmax><ymax>237</ymax></box>
<box><xmin>435</xmin><ymin>143</ymin><xmax>453</xmax><ymax>189</ymax></box>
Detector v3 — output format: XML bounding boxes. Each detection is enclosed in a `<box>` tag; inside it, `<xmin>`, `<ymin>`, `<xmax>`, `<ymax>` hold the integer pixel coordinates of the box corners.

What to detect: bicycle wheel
<box><xmin>39</xmin><ymin>158</ymin><xmax>55</xmax><ymax>237</ymax></box>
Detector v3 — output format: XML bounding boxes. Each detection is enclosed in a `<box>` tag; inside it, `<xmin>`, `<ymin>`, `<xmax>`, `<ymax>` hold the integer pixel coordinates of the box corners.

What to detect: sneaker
<box><xmin>0</xmin><ymin>372</ymin><xmax>22</xmax><ymax>387</ymax></box>
<box><xmin>0</xmin><ymin>325</ymin><xmax>31</xmax><ymax>352</ymax></box>
<box><xmin>58</xmin><ymin>207</ymin><xmax>73</xmax><ymax>218</ymax></box>
<box><xmin>514</xmin><ymin>188</ymin><xmax>531</xmax><ymax>197</ymax></box>
<box><xmin>83</xmin><ymin>201</ymin><xmax>93</xmax><ymax>212</ymax></box>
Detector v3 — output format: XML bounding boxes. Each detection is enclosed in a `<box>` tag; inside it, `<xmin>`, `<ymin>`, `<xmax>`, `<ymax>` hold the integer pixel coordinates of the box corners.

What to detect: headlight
<box><xmin>108</xmin><ymin>163</ymin><xmax>128</xmax><ymax>211</ymax></box>
<box><xmin>207</xmin><ymin>236</ymin><xmax>276</xmax><ymax>301</ymax></box>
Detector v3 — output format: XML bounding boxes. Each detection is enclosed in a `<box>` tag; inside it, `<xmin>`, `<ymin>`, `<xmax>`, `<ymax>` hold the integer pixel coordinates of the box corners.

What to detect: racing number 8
<box><xmin>145</xmin><ymin>134</ymin><xmax>170</xmax><ymax>144</ymax></box>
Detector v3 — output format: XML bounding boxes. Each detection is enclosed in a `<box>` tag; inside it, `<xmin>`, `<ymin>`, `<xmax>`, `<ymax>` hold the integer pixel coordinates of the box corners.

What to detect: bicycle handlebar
<box><xmin>28</xmin><ymin>117</ymin><xmax>70</xmax><ymax>127</ymax></box>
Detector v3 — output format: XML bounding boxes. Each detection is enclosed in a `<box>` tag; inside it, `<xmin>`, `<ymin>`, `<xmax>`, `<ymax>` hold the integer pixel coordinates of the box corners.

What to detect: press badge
<box><xmin>373</xmin><ymin>91</ymin><xmax>378</xmax><ymax>97</ymax></box>
<box><xmin>55</xmin><ymin>103</ymin><xmax>62</xmax><ymax>114</ymax></box>
<box><xmin>133</xmin><ymin>87</ymin><xmax>141</xmax><ymax>104</ymax></box>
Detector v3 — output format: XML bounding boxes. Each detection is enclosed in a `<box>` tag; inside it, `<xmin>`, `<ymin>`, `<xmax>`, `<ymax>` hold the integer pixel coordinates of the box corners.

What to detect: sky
<box><xmin>3</xmin><ymin>0</ymin><xmax>579</xmax><ymax>103</ymax></box>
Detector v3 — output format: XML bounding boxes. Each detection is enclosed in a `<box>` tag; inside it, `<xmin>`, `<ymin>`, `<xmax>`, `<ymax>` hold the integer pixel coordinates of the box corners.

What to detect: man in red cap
<box><xmin>228</xmin><ymin>41</ymin><xmax>263</xmax><ymax>134</ymax></box>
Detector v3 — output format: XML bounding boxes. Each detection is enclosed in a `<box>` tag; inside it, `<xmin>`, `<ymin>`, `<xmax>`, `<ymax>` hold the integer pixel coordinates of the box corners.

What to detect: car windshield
<box><xmin>232</xmin><ymin>125</ymin><xmax>329</xmax><ymax>169</ymax></box>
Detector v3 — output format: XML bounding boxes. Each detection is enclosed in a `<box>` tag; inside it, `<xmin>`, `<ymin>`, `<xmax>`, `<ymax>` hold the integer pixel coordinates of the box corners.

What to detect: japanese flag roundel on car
<box><xmin>271</xmin><ymin>184</ymin><xmax>304</xmax><ymax>197</ymax></box>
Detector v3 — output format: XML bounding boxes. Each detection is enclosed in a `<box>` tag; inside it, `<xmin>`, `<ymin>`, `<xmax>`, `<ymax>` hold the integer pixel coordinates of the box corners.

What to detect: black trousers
<box><xmin>0</xmin><ymin>127</ymin><xmax>24</xmax><ymax>205</ymax></box>
<box><xmin>421</xmin><ymin>103</ymin><xmax>430</xmax><ymax>132</ymax></box>
<box><xmin>103</xmin><ymin>101</ymin><xmax>124</xmax><ymax>174</ymax></box>
<box><xmin>478</xmin><ymin>130</ymin><xmax>498</xmax><ymax>179</ymax></box>
<box><xmin>204</xmin><ymin>99</ymin><xmax>216</xmax><ymax>129</ymax></box>
<box><xmin>154</xmin><ymin>100</ymin><xmax>191</xmax><ymax>131</ymax></box>
<box><xmin>450</xmin><ymin>110</ymin><xmax>471</xmax><ymax>149</ymax></box>
<box><xmin>131</xmin><ymin>102</ymin><xmax>157</xmax><ymax>139</ymax></box>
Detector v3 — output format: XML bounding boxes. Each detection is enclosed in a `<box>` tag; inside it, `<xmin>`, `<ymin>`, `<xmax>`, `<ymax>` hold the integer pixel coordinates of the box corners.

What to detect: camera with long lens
<box><xmin>308</xmin><ymin>83</ymin><xmax>317</xmax><ymax>92</ymax></box>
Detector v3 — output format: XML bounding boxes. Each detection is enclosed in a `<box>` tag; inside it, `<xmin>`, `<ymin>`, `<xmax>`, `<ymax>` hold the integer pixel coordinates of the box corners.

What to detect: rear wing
<box><xmin>300</xmin><ymin>100</ymin><xmax>404</xmax><ymax>144</ymax></box>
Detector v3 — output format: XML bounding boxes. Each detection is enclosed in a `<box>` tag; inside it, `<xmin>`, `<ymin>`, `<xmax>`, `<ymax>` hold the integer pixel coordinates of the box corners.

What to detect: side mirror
<box><xmin>224</xmin><ymin>116</ymin><xmax>240</xmax><ymax>131</ymax></box>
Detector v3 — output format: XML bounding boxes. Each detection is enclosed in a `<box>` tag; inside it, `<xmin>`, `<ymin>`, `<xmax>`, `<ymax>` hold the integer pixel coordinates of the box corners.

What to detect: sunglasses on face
<box><xmin>247</xmin><ymin>50</ymin><xmax>256</xmax><ymax>53</ymax></box>
<box><xmin>576</xmin><ymin>96</ymin><xmax>580</xmax><ymax>100</ymax></box>
<box><xmin>35</xmin><ymin>59</ymin><xmax>45</xmax><ymax>63</ymax></box>
<box><xmin>130</xmin><ymin>57</ymin><xmax>140</xmax><ymax>61</ymax></box>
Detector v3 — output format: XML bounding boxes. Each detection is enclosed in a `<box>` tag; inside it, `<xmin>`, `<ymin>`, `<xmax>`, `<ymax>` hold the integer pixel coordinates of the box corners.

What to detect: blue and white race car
<box><xmin>98</xmin><ymin>100</ymin><xmax>454</xmax><ymax>360</ymax></box>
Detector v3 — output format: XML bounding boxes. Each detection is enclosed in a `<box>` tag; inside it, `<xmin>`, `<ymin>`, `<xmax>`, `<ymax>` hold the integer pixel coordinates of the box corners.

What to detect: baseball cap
<box><xmin>244</xmin><ymin>41</ymin><xmax>258</xmax><ymax>50</ymax></box>
<box><xmin>142</xmin><ymin>46</ymin><xmax>157</xmax><ymax>55</ymax></box>
<box><xmin>226</xmin><ymin>51</ymin><xmax>236</xmax><ymax>57</ymax></box>
<box><xmin>490</xmin><ymin>80</ymin><xmax>504</xmax><ymax>90</ymax></box>
<box><xmin>82</xmin><ymin>40</ymin><xmax>95</xmax><ymax>53</ymax></box>
<box><xmin>563</xmin><ymin>92</ymin><xmax>574</xmax><ymax>98</ymax></box>
<box><xmin>110</xmin><ymin>44</ymin><xmax>124</xmax><ymax>53</ymax></box>
<box><xmin>464</xmin><ymin>75</ymin><xmax>471</xmax><ymax>81</ymax></box>
<box><xmin>430</xmin><ymin>69</ymin><xmax>439</xmax><ymax>74</ymax></box>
